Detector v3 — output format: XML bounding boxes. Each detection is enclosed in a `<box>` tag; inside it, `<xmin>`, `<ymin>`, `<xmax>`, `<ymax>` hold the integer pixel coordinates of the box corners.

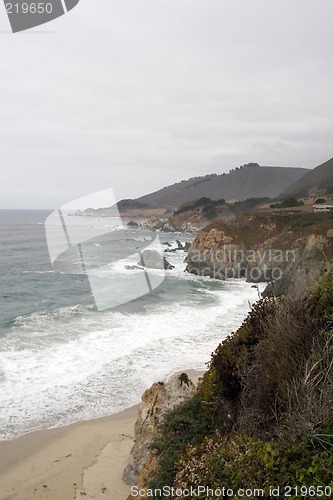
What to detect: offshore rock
<box><xmin>138</xmin><ymin>250</ymin><xmax>175</xmax><ymax>270</ymax></box>
<box><xmin>183</xmin><ymin>242</ymin><xmax>191</xmax><ymax>251</ymax></box>
<box><xmin>162</xmin><ymin>221</ymin><xmax>177</xmax><ymax>232</ymax></box>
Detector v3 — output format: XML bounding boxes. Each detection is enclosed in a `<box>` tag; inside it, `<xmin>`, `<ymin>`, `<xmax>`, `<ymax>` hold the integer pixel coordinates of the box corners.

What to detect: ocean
<box><xmin>0</xmin><ymin>209</ymin><xmax>258</xmax><ymax>441</ymax></box>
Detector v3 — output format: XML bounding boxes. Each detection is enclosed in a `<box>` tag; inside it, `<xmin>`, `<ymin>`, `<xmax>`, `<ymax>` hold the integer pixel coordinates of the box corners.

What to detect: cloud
<box><xmin>0</xmin><ymin>0</ymin><xmax>332</xmax><ymax>207</ymax></box>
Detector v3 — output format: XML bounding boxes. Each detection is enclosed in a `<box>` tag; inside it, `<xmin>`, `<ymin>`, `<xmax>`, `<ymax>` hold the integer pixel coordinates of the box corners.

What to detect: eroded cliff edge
<box><xmin>185</xmin><ymin>210</ymin><xmax>333</xmax><ymax>292</ymax></box>
<box><xmin>123</xmin><ymin>373</ymin><xmax>196</xmax><ymax>489</ymax></box>
<box><xmin>123</xmin><ymin>270</ymin><xmax>333</xmax><ymax>498</ymax></box>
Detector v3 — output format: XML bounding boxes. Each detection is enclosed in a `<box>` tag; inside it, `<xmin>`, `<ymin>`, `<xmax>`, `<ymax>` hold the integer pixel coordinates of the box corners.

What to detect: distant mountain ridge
<box><xmin>131</xmin><ymin>163</ymin><xmax>308</xmax><ymax>209</ymax></box>
<box><xmin>280</xmin><ymin>157</ymin><xmax>333</xmax><ymax>198</ymax></box>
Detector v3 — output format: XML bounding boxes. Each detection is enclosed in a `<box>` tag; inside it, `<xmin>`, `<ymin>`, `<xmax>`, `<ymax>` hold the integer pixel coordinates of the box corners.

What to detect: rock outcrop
<box><xmin>185</xmin><ymin>211</ymin><xmax>333</xmax><ymax>287</ymax></box>
<box><xmin>123</xmin><ymin>373</ymin><xmax>196</xmax><ymax>486</ymax></box>
<box><xmin>142</xmin><ymin>215</ymin><xmax>203</xmax><ymax>233</ymax></box>
<box><xmin>127</xmin><ymin>221</ymin><xmax>140</xmax><ymax>228</ymax></box>
<box><xmin>163</xmin><ymin>240</ymin><xmax>191</xmax><ymax>253</ymax></box>
<box><xmin>142</xmin><ymin>216</ymin><xmax>165</xmax><ymax>230</ymax></box>
<box><xmin>138</xmin><ymin>250</ymin><xmax>175</xmax><ymax>270</ymax></box>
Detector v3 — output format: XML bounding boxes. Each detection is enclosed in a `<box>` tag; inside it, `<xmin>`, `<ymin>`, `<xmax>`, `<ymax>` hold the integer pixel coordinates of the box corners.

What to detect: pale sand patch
<box><xmin>0</xmin><ymin>370</ymin><xmax>205</xmax><ymax>500</ymax></box>
<box><xmin>0</xmin><ymin>406</ymin><xmax>137</xmax><ymax>500</ymax></box>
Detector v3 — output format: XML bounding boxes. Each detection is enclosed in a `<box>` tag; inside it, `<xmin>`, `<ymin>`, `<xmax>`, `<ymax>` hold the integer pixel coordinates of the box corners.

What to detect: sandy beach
<box><xmin>0</xmin><ymin>406</ymin><xmax>137</xmax><ymax>500</ymax></box>
<box><xmin>0</xmin><ymin>370</ymin><xmax>204</xmax><ymax>500</ymax></box>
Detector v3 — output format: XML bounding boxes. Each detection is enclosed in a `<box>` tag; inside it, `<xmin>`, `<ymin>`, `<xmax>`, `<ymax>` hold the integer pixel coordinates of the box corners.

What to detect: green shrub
<box><xmin>173</xmin><ymin>432</ymin><xmax>333</xmax><ymax>499</ymax></box>
<box><xmin>270</xmin><ymin>197</ymin><xmax>304</xmax><ymax>209</ymax></box>
<box><xmin>237</xmin><ymin>272</ymin><xmax>333</xmax><ymax>438</ymax></box>
<box><xmin>197</xmin><ymin>368</ymin><xmax>218</xmax><ymax>425</ymax></box>
<box><xmin>148</xmin><ymin>393</ymin><xmax>213</xmax><ymax>493</ymax></box>
<box><xmin>202</xmin><ymin>205</ymin><xmax>217</xmax><ymax>220</ymax></box>
<box><xmin>308</xmin><ymin>269</ymin><xmax>333</xmax><ymax>320</ymax></box>
<box><xmin>210</xmin><ymin>298</ymin><xmax>276</xmax><ymax>431</ymax></box>
<box><xmin>229</xmin><ymin>197</ymin><xmax>271</xmax><ymax>213</ymax></box>
<box><xmin>175</xmin><ymin>197</ymin><xmax>226</xmax><ymax>215</ymax></box>
<box><xmin>146</xmin><ymin>272</ymin><xmax>333</xmax><ymax>497</ymax></box>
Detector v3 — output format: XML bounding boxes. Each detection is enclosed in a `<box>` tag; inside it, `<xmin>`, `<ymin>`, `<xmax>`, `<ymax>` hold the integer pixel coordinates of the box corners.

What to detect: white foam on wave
<box><xmin>22</xmin><ymin>270</ymin><xmax>55</xmax><ymax>274</ymax></box>
<box><xmin>0</xmin><ymin>274</ymin><xmax>258</xmax><ymax>440</ymax></box>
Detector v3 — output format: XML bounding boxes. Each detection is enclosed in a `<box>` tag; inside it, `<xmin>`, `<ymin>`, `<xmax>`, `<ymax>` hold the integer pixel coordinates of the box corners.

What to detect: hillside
<box><xmin>133</xmin><ymin>164</ymin><xmax>308</xmax><ymax>209</ymax></box>
<box><xmin>280</xmin><ymin>157</ymin><xmax>333</xmax><ymax>198</ymax></box>
<box><xmin>153</xmin><ymin>197</ymin><xmax>271</xmax><ymax>232</ymax></box>
<box><xmin>133</xmin><ymin>271</ymin><xmax>333</xmax><ymax>498</ymax></box>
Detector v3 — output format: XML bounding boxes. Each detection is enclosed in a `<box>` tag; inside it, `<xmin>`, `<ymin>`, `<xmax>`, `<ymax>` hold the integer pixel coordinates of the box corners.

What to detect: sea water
<box><xmin>0</xmin><ymin>209</ymin><xmax>259</xmax><ymax>440</ymax></box>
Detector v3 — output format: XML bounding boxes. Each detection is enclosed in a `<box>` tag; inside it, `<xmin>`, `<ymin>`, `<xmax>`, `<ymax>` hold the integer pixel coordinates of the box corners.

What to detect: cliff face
<box><xmin>142</xmin><ymin>213</ymin><xmax>212</xmax><ymax>233</ymax></box>
<box><xmin>123</xmin><ymin>373</ymin><xmax>196</xmax><ymax>487</ymax></box>
<box><xmin>185</xmin><ymin>211</ymin><xmax>333</xmax><ymax>285</ymax></box>
<box><xmin>130</xmin><ymin>271</ymin><xmax>333</xmax><ymax>496</ymax></box>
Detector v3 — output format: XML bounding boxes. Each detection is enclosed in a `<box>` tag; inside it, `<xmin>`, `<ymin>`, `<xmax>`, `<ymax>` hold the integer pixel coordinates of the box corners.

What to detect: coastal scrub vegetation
<box><xmin>270</xmin><ymin>197</ymin><xmax>304</xmax><ymax>209</ymax></box>
<box><xmin>174</xmin><ymin>197</ymin><xmax>226</xmax><ymax>216</ymax></box>
<box><xmin>200</xmin><ymin>211</ymin><xmax>333</xmax><ymax>247</ymax></box>
<box><xmin>174</xmin><ymin>196</ymin><xmax>271</xmax><ymax>220</ymax></box>
<box><xmin>146</xmin><ymin>271</ymin><xmax>333</xmax><ymax>498</ymax></box>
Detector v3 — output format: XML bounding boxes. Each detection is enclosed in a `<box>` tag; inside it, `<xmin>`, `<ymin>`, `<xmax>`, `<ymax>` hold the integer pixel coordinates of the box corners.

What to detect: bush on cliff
<box><xmin>174</xmin><ymin>196</ymin><xmax>270</xmax><ymax>220</ymax></box>
<box><xmin>148</xmin><ymin>393</ymin><xmax>213</xmax><ymax>490</ymax></box>
<box><xmin>146</xmin><ymin>271</ymin><xmax>333</xmax><ymax>497</ymax></box>
<box><xmin>270</xmin><ymin>197</ymin><xmax>304</xmax><ymax>209</ymax></box>
<box><xmin>210</xmin><ymin>270</ymin><xmax>333</xmax><ymax>439</ymax></box>
<box><xmin>173</xmin><ymin>432</ymin><xmax>333</xmax><ymax>498</ymax></box>
<box><xmin>229</xmin><ymin>197</ymin><xmax>271</xmax><ymax>213</ymax></box>
<box><xmin>174</xmin><ymin>197</ymin><xmax>226</xmax><ymax>216</ymax></box>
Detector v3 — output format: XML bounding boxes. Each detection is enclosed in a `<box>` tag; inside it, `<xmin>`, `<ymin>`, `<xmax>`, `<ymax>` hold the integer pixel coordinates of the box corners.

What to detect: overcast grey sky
<box><xmin>0</xmin><ymin>0</ymin><xmax>332</xmax><ymax>208</ymax></box>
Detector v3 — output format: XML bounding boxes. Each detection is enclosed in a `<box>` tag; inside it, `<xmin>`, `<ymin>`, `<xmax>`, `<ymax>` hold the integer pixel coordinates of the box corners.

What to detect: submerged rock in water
<box><xmin>125</xmin><ymin>265</ymin><xmax>143</xmax><ymax>271</ymax></box>
<box><xmin>183</xmin><ymin>242</ymin><xmax>191</xmax><ymax>252</ymax></box>
<box><xmin>163</xmin><ymin>257</ymin><xmax>175</xmax><ymax>270</ymax></box>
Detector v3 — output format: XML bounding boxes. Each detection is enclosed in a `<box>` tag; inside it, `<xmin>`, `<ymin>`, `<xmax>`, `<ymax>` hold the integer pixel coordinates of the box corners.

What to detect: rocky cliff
<box><xmin>140</xmin><ymin>270</ymin><xmax>333</xmax><ymax>495</ymax></box>
<box><xmin>185</xmin><ymin>211</ymin><xmax>333</xmax><ymax>288</ymax></box>
<box><xmin>123</xmin><ymin>373</ymin><xmax>196</xmax><ymax>488</ymax></box>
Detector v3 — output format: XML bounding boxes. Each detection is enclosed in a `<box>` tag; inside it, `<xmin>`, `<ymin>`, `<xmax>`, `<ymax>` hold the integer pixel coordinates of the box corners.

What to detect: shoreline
<box><xmin>0</xmin><ymin>369</ymin><xmax>204</xmax><ymax>500</ymax></box>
